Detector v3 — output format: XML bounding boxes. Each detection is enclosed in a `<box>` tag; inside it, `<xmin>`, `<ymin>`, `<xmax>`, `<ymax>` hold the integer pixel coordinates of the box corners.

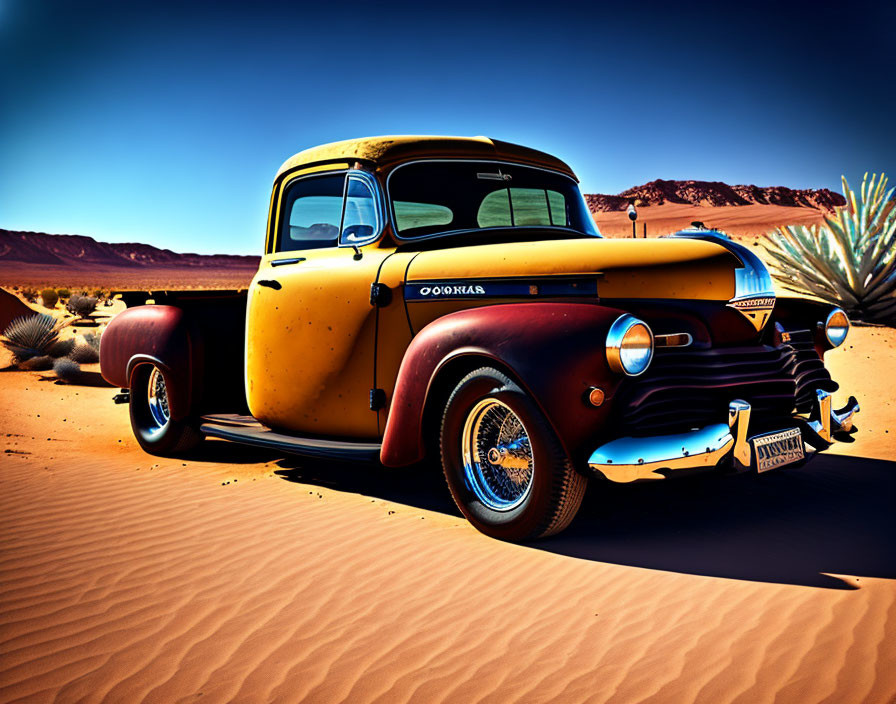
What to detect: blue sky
<box><xmin>1</xmin><ymin>0</ymin><xmax>893</xmax><ymax>254</ymax></box>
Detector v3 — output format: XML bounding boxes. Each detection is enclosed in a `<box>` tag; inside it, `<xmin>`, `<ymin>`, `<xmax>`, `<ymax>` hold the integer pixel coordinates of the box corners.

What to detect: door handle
<box><xmin>271</xmin><ymin>257</ymin><xmax>305</xmax><ymax>267</ymax></box>
<box><xmin>257</xmin><ymin>279</ymin><xmax>282</xmax><ymax>290</ymax></box>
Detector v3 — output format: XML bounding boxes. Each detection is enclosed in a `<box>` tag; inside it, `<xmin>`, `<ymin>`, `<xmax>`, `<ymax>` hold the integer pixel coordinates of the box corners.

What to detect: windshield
<box><xmin>387</xmin><ymin>161</ymin><xmax>601</xmax><ymax>239</ymax></box>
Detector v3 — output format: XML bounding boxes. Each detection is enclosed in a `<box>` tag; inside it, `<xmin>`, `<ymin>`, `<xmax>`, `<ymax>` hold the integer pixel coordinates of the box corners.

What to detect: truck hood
<box><xmin>405</xmin><ymin>236</ymin><xmax>741</xmax><ymax>302</ymax></box>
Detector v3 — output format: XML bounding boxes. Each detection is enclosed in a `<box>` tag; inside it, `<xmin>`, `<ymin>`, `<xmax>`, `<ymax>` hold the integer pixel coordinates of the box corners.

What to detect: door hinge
<box><xmin>369</xmin><ymin>388</ymin><xmax>386</xmax><ymax>411</ymax></box>
<box><xmin>369</xmin><ymin>282</ymin><xmax>392</xmax><ymax>307</ymax></box>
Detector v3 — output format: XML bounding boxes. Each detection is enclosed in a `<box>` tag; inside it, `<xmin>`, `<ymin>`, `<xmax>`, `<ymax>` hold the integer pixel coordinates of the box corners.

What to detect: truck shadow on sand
<box><xmin>273</xmin><ymin>452</ymin><xmax>895</xmax><ymax>590</ymax></box>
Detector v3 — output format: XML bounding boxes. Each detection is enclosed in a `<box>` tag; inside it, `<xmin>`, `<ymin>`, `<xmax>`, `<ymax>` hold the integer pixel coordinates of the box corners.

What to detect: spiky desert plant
<box><xmin>53</xmin><ymin>357</ymin><xmax>82</xmax><ymax>382</ymax></box>
<box><xmin>1</xmin><ymin>314</ymin><xmax>60</xmax><ymax>363</ymax></box>
<box><xmin>763</xmin><ymin>173</ymin><xmax>896</xmax><ymax>323</ymax></box>
<box><xmin>40</xmin><ymin>288</ymin><xmax>59</xmax><ymax>308</ymax></box>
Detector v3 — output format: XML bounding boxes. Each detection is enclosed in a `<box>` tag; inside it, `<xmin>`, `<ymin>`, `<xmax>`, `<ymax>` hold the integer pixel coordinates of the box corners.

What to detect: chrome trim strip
<box><xmin>654</xmin><ymin>332</ymin><xmax>693</xmax><ymax>348</ymax></box>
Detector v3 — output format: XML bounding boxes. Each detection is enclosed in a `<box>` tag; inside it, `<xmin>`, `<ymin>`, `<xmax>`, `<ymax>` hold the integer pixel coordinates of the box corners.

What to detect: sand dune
<box><xmin>1</xmin><ymin>332</ymin><xmax>894</xmax><ymax>703</ymax></box>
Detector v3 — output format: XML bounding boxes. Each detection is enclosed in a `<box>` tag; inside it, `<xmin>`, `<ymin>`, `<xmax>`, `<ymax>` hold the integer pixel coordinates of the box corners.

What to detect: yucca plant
<box><xmin>1</xmin><ymin>314</ymin><xmax>61</xmax><ymax>363</ymax></box>
<box><xmin>762</xmin><ymin>173</ymin><xmax>896</xmax><ymax>324</ymax></box>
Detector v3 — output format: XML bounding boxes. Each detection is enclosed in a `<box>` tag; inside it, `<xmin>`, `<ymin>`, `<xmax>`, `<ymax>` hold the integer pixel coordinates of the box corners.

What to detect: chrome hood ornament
<box><xmin>668</xmin><ymin>229</ymin><xmax>776</xmax><ymax>331</ymax></box>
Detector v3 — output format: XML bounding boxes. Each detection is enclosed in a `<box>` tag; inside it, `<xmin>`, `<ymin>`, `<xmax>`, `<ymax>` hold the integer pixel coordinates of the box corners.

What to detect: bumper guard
<box><xmin>588</xmin><ymin>389</ymin><xmax>860</xmax><ymax>483</ymax></box>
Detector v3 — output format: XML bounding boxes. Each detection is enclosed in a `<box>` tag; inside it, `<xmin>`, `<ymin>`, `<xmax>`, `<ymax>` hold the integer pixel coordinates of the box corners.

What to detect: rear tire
<box><xmin>440</xmin><ymin>367</ymin><xmax>587</xmax><ymax>541</ymax></box>
<box><xmin>129</xmin><ymin>363</ymin><xmax>201</xmax><ymax>456</ymax></box>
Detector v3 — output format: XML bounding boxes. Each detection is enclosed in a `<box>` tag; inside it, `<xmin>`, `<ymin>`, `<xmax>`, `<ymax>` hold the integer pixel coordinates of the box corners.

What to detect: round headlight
<box><xmin>824</xmin><ymin>308</ymin><xmax>850</xmax><ymax>347</ymax></box>
<box><xmin>607</xmin><ymin>314</ymin><xmax>654</xmax><ymax>376</ymax></box>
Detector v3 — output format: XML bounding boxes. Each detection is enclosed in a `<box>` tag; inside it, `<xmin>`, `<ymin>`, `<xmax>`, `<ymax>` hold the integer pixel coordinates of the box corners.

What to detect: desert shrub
<box><xmin>763</xmin><ymin>172</ymin><xmax>896</xmax><ymax>324</ymax></box>
<box><xmin>53</xmin><ymin>357</ymin><xmax>82</xmax><ymax>382</ymax></box>
<box><xmin>1</xmin><ymin>314</ymin><xmax>60</xmax><ymax>362</ymax></box>
<box><xmin>82</xmin><ymin>331</ymin><xmax>101</xmax><ymax>351</ymax></box>
<box><xmin>93</xmin><ymin>289</ymin><xmax>105</xmax><ymax>299</ymax></box>
<box><xmin>66</xmin><ymin>294</ymin><xmax>98</xmax><ymax>319</ymax></box>
<box><xmin>21</xmin><ymin>287</ymin><xmax>38</xmax><ymax>303</ymax></box>
<box><xmin>70</xmin><ymin>344</ymin><xmax>99</xmax><ymax>364</ymax></box>
<box><xmin>57</xmin><ymin>288</ymin><xmax>71</xmax><ymax>300</ymax></box>
<box><xmin>19</xmin><ymin>355</ymin><xmax>54</xmax><ymax>371</ymax></box>
<box><xmin>40</xmin><ymin>289</ymin><xmax>59</xmax><ymax>308</ymax></box>
<box><xmin>46</xmin><ymin>338</ymin><xmax>76</xmax><ymax>358</ymax></box>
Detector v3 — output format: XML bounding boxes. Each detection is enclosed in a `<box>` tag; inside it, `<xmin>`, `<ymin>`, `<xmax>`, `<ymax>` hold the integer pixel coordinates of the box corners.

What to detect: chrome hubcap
<box><xmin>461</xmin><ymin>399</ymin><xmax>534</xmax><ymax>511</ymax></box>
<box><xmin>147</xmin><ymin>367</ymin><xmax>170</xmax><ymax>430</ymax></box>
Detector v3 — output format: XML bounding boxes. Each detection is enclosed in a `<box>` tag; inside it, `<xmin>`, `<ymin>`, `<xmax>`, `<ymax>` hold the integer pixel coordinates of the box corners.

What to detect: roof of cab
<box><xmin>275</xmin><ymin>135</ymin><xmax>577</xmax><ymax>181</ymax></box>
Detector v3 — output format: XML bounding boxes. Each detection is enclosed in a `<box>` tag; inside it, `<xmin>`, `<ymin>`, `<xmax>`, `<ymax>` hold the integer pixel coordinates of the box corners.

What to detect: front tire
<box><xmin>129</xmin><ymin>364</ymin><xmax>201</xmax><ymax>456</ymax></box>
<box><xmin>440</xmin><ymin>367</ymin><xmax>587</xmax><ymax>541</ymax></box>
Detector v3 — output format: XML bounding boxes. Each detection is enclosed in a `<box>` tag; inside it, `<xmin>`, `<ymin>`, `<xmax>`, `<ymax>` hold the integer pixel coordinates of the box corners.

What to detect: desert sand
<box><xmin>592</xmin><ymin>203</ymin><xmax>827</xmax><ymax>239</ymax></box>
<box><xmin>1</xmin><ymin>322</ymin><xmax>894</xmax><ymax>703</ymax></box>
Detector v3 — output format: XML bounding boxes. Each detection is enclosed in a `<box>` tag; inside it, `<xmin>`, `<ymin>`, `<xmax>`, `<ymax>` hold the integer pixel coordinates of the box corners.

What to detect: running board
<box><xmin>200</xmin><ymin>416</ymin><xmax>381</xmax><ymax>462</ymax></box>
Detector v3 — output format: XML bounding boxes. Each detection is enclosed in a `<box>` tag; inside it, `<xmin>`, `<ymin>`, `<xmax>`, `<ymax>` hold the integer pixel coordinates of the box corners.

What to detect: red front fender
<box><xmin>380</xmin><ymin>302</ymin><xmax>628</xmax><ymax>467</ymax></box>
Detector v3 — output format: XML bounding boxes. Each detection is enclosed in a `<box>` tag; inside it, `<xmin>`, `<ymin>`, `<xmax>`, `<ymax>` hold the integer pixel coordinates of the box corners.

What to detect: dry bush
<box><xmin>70</xmin><ymin>344</ymin><xmax>99</xmax><ymax>364</ymax></box>
<box><xmin>66</xmin><ymin>294</ymin><xmax>99</xmax><ymax>319</ymax></box>
<box><xmin>53</xmin><ymin>357</ymin><xmax>82</xmax><ymax>382</ymax></box>
<box><xmin>19</xmin><ymin>355</ymin><xmax>54</xmax><ymax>371</ymax></box>
<box><xmin>40</xmin><ymin>289</ymin><xmax>59</xmax><ymax>308</ymax></box>
<box><xmin>46</xmin><ymin>338</ymin><xmax>75</xmax><ymax>358</ymax></box>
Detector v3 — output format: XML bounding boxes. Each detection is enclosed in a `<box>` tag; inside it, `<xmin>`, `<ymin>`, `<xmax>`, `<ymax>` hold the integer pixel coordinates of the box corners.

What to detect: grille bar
<box><xmin>614</xmin><ymin>343</ymin><xmax>818</xmax><ymax>437</ymax></box>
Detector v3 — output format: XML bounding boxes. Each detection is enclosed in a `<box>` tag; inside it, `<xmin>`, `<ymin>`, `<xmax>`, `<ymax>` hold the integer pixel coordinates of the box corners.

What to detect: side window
<box><xmin>477</xmin><ymin>188</ymin><xmax>568</xmax><ymax>227</ymax></box>
<box><xmin>279</xmin><ymin>174</ymin><xmax>345</xmax><ymax>251</ymax></box>
<box><xmin>340</xmin><ymin>176</ymin><xmax>378</xmax><ymax>244</ymax></box>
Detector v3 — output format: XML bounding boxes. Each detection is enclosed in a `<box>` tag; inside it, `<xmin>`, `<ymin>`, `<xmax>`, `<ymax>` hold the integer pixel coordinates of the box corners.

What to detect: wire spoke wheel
<box><xmin>147</xmin><ymin>367</ymin><xmax>170</xmax><ymax>431</ymax></box>
<box><xmin>462</xmin><ymin>398</ymin><xmax>534</xmax><ymax>511</ymax></box>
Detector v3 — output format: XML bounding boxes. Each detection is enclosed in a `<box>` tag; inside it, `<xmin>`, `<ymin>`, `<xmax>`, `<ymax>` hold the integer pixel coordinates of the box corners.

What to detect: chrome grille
<box><xmin>614</xmin><ymin>345</ymin><xmax>804</xmax><ymax>437</ymax></box>
<box><xmin>784</xmin><ymin>329</ymin><xmax>835</xmax><ymax>413</ymax></box>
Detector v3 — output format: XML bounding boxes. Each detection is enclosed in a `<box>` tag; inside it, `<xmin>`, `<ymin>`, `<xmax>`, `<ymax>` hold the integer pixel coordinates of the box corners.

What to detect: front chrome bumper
<box><xmin>588</xmin><ymin>389</ymin><xmax>860</xmax><ymax>483</ymax></box>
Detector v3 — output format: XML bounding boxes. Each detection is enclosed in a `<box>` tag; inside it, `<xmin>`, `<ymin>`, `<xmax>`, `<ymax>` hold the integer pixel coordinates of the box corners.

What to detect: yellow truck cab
<box><xmin>101</xmin><ymin>136</ymin><xmax>860</xmax><ymax>541</ymax></box>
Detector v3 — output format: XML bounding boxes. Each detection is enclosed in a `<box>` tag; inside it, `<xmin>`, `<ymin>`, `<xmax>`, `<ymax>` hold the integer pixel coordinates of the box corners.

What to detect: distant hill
<box><xmin>0</xmin><ymin>229</ymin><xmax>260</xmax><ymax>270</ymax></box>
<box><xmin>585</xmin><ymin>180</ymin><xmax>846</xmax><ymax>212</ymax></box>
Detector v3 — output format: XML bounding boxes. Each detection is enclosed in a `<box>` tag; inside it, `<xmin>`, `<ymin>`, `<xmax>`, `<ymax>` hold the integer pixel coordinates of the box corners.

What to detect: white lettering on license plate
<box><xmin>753</xmin><ymin>427</ymin><xmax>805</xmax><ymax>473</ymax></box>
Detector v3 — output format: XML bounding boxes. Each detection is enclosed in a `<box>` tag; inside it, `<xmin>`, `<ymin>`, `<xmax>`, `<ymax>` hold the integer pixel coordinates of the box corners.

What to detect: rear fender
<box><xmin>100</xmin><ymin>305</ymin><xmax>201</xmax><ymax>419</ymax></box>
<box><xmin>380</xmin><ymin>302</ymin><xmax>627</xmax><ymax>467</ymax></box>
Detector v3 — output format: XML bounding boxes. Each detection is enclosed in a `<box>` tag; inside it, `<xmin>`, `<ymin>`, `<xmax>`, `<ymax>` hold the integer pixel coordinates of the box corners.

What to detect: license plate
<box><xmin>752</xmin><ymin>427</ymin><xmax>805</xmax><ymax>473</ymax></box>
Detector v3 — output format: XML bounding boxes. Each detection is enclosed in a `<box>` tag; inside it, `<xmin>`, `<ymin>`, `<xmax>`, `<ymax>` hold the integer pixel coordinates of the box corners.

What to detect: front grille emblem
<box><xmin>728</xmin><ymin>295</ymin><xmax>775</xmax><ymax>331</ymax></box>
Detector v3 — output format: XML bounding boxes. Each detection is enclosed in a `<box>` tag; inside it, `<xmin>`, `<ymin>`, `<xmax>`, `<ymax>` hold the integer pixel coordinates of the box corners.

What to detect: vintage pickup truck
<box><xmin>101</xmin><ymin>136</ymin><xmax>860</xmax><ymax>540</ymax></box>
